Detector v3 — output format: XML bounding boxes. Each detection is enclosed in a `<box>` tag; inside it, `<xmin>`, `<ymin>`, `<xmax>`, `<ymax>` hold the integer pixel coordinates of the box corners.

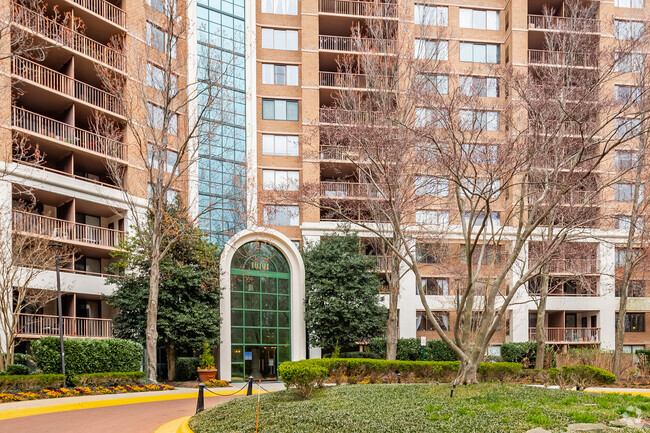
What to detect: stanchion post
<box><xmin>397</xmin><ymin>372</ymin><xmax>401</xmax><ymax>384</ymax></box>
<box><xmin>450</xmin><ymin>379</ymin><xmax>457</xmax><ymax>398</ymax></box>
<box><xmin>246</xmin><ymin>376</ymin><xmax>254</xmax><ymax>396</ymax></box>
<box><xmin>196</xmin><ymin>383</ymin><xmax>205</xmax><ymax>414</ymax></box>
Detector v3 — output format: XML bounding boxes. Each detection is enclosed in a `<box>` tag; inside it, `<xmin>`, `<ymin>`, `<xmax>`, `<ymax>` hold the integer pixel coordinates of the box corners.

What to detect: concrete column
<box><xmin>0</xmin><ymin>180</ymin><xmax>13</xmax><ymax>355</ymax></box>
<box><xmin>599</xmin><ymin>242</ymin><xmax>616</xmax><ymax>350</ymax></box>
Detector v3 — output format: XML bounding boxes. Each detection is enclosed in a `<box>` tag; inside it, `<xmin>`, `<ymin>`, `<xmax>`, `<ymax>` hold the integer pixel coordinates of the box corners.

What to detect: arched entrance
<box><xmin>229</xmin><ymin>241</ymin><xmax>291</xmax><ymax>381</ymax></box>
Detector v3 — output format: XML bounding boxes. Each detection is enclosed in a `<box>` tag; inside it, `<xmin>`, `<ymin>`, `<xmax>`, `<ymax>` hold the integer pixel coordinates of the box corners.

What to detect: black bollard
<box><xmin>397</xmin><ymin>372</ymin><xmax>401</xmax><ymax>384</ymax></box>
<box><xmin>196</xmin><ymin>383</ymin><xmax>205</xmax><ymax>414</ymax></box>
<box><xmin>450</xmin><ymin>379</ymin><xmax>457</xmax><ymax>398</ymax></box>
<box><xmin>246</xmin><ymin>376</ymin><xmax>254</xmax><ymax>396</ymax></box>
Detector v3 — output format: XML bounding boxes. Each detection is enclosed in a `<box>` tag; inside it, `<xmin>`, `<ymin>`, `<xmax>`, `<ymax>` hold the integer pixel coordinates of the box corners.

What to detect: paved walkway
<box><xmin>0</xmin><ymin>382</ymin><xmax>286</xmax><ymax>433</ymax></box>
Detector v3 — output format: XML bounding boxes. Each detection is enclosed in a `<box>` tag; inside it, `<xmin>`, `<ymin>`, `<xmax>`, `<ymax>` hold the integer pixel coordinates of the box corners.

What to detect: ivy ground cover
<box><xmin>190</xmin><ymin>383</ymin><xmax>650</xmax><ymax>433</ymax></box>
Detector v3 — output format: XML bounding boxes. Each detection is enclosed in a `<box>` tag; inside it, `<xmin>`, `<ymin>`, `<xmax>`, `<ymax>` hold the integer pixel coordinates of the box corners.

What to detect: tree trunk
<box><xmin>166</xmin><ymin>345</ymin><xmax>176</xmax><ymax>382</ymax></box>
<box><xmin>145</xmin><ymin>254</ymin><xmax>161</xmax><ymax>382</ymax></box>
<box><xmin>456</xmin><ymin>358</ymin><xmax>479</xmax><ymax>384</ymax></box>
<box><xmin>535</xmin><ymin>269</ymin><xmax>550</xmax><ymax>370</ymax></box>
<box><xmin>386</xmin><ymin>253</ymin><xmax>400</xmax><ymax>360</ymax></box>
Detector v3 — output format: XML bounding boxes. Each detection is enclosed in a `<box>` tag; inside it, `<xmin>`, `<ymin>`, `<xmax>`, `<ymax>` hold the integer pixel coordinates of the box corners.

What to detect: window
<box><xmin>414</xmin><ymin>108</ymin><xmax>448</xmax><ymax>128</ymax></box>
<box><xmin>262</xmin><ymin>169</ymin><xmax>299</xmax><ymax>190</ymax></box>
<box><xmin>614</xmin><ymin>118</ymin><xmax>642</xmax><ymax>138</ymax></box>
<box><xmin>460</xmin><ymin>76</ymin><xmax>499</xmax><ymax>97</ymax></box>
<box><xmin>616</xmin><ymin>215</ymin><xmax>643</xmax><ymax>231</ymax></box>
<box><xmin>615</xmin><ymin>85</ymin><xmax>642</xmax><ymax>104</ymax></box>
<box><xmin>261</xmin><ymin>0</ymin><xmax>297</xmax><ymax>15</ymax></box>
<box><xmin>261</xmin><ymin>28</ymin><xmax>299</xmax><ymax>51</ymax></box>
<box><xmin>416</xmin><ymin>74</ymin><xmax>448</xmax><ymax>94</ymax></box>
<box><xmin>416</xmin><ymin>243</ymin><xmax>445</xmax><ymax>264</ymax></box>
<box><xmin>615</xmin><ymin>53</ymin><xmax>644</xmax><ymax>73</ymax></box>
<box><xmin>460</xmin><ymin>110</ymin><xmax>499</xmax><ymax>131</ymax></box>
<box><xmin>147</xmin><ymin>103</ymin><xmax>178</xmax><ymax>135</ymax></box>
<box><xmin>146</xmin><ymin>22</ymin><xmax>177</xmax><ymax>58</ymax></box>
<box><xmin>615</xmin><ymin>247</ymin><xmax>644</xmax><ymax>267</ymax></box>
<box><xmin>465</xmin><ymin>212</ymin><xmax>501</xmax><ymax>227</ymax></box>
<box><xmin>459</xmin><ymin>8</ymin><xmax>499</xmax><ymax>30</ymax></box>
<box><xmin>415</xmin><ymin>176</ymin><xmax>449</xmax><ymax>196</ymax></box>
<box><xmin>616</xmin><ymin>312</ymin><xmax>646</xmax><ymax>332</ymax></box>
<box><xmin>416</xmin><ymin>311</ymin><xmax>450</xmax><ymax>331</ymax></box>
<box><xmin>420</xmin><ymin>278</ymin><xmax>450</xmax><ymax>296</ymax></box>
<box><xmin>262</xmin><ymin>99</ymin><xmax>299</xmax><ymax>121</ymax></box>
<box><xmin>416</xmin><ymin>210</ymin><xmax>449</xmax><ymax>225</ymax></box>
<box><xmin>147</xmin><ymin>63</ymin><xmax>177</xmax><ymax>92</ymax></box>
<box><xmin>461</xmin><ymin>178</ymin><xmax>501</xmax><ymax>198</ymax></box>
<box><xmin>414</xmin><ymin>5</ymin><xmax>448</xmax><ymax>26</ymax></box>
<box><xmin>615</xmin><ymin>183</ymin><xmax>644</xmax><ymax>202</ymax></box>
<box><xmin>462</xmin><ymin>144</ymin><xmax>498</xmax><ymax>164</ymax></box>
<box><xmin>167</xmin><ymin>189</ymin><xmax>179</xmax><ymax>204</ymax></box>
<box><xmin>263</xmin><ymin>205</ymin><xmax>299</xmax><ymax>226</ymax></box>
<box><xmin>616</xmin><ymin>0</ymin><xmax>644</xmax><ymax>8</ymax></box>
<box><xmin>615</xmin><ymin>20</ymin><xmax>644</xmax><ymax>40</ymax></box>
<box><xmin>461</xmin><ymin>245</ymin><xmax>501</xmax><ymax>265</ymax></box>
<box><xmin>262</xmin><ymin>64</ymin><xmax>299</xmax><ymax>85</ymax></box>
<box><xmin>616</xmin><ymin>280</ymin><xmax>646</xmax><ymax>297</ymax></box>
<box><xmin>262</xmin><ymin>134</ymin><xmax>299</xmax><ymax>156</ymax></box>
<box><xmin>414</xmin><ymin>39</ymin><xmax>448</xmax><ymax>60</ymax></box>
<box><xmin>459</xmin><ymin>43</ymin><xmax>500</xmax><ymax>63</ymax></box>
<box><xmin>615</xmin><ymin>150</ymin><xmax>639</xmax><ymax>170</ymax></box>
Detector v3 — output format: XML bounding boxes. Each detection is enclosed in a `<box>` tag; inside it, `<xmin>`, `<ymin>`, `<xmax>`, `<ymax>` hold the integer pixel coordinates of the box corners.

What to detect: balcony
<box><xmin>12</xmin><ymin>106</ymin><xmax>126</xmax><ymax>160</ymax></box>
<box><xmin>528</xmin><ymin>15</ymin><xmax>600</xmax><ymax>33</ymax></box>
<box><xmin>528</xmin><ymin>327</ymin><xmax>600</xmax><ymax>343</ymax></box>
<box><xmin>319</xmin><ymin>0</ymin><xmax>397</xmax><ymax>18</ymax></box>
<box><xmin>319</xmin><ymin>107</ymin><xmax>384</xmax><ymax>124</ymax></box>
<box><xmin>17</xmin><ymin>313</ymin><xmax>113</xmax><ymax>339</ymax></box>
<box><xmin>528</xmin><ymin>50</ymin><xmax>597</xmax><ymax>68</ymax></box>
<box><xmin>320</xmin><ymin>71</ymin><xmax>369</xmax><ymax>89</ymax></box>
<box><xmin>70</xmin><ymin>0</ymin><xmax>126</xmax><ymax>28</ymax></box>
<box><xmin>321</xmin><ymin>181</ymin><xmax>380</xmax><ymax>198</ymax></box>
<box><xmin>548</xmin><ymin>258</ymin><xmax>600</xmax><ymax>275</ymax></box>
<box><xmin>12</xmin><ymin>4</ymin><xmax>126</xmax><ymax>71</ymax></box>
<box><xmin>319</xmin><ymin>35</ymin><xmax>395</xmax><ymax>53</ymax></box>
<box><xmin>12</xmin><ymin>210</ymin><xmax>125</xmax><ymax>248</ymax></box>
<box><xmin>13</xmin><ymin>57</ymin><xmax>125</xmax><ymax>116</ymax></box>
<box><xmin>13</xmin><ymin>159</ymin><xmax>119</xmax><ymax>189</ymax></box>
<box><xmin>320</xmin><ymin>145</ymin><xmax>362</xmax><ymax>160</ymax></box>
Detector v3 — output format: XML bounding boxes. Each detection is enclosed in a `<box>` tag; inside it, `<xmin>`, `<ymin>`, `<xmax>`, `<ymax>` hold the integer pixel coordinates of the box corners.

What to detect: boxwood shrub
<box><xmin>32</xmin><ymin>337</ymin><xmax>143</xmax><ymax>374</ymax></box>
<box><xmin>500</xmin><ymin>342</ymin><xmax>537</xmax><ymax>364</ymax></box>
<box><xmin>477</xmin><ymin>362</ymin><xmax>523</xmax><ymax>381</ymax></box>
<box><xmin>176</xmin><ymin>357</ymin><xmax>201</xmax><ymax>381</ymax></box>
<box><xmin>368</xmin><ymin>338</ymin><xmax>459</xmax><ymax>362</ymax></box>
<box><xmin>71</xmin><ymin>372</ymin><xmax>145</xmax><ymax>387</ymax></box>
<box><xmin>6</xmin><ymin>364</ymin><xmax>30</xmax><ymax>376</ymax></box>
<box><xmin>549</xmin><ymin>365</ymin><xmax>616</xmax><ymax>390</ymax></box>
<box><xmin>278</xmin><ymin>362</ymin><xmax>328</xmax><ymax>398</ymax></box>
<box><xmin>0</xmin><ymin>374</ymin><xmax>65</xmax><ymax>392</ymax></box>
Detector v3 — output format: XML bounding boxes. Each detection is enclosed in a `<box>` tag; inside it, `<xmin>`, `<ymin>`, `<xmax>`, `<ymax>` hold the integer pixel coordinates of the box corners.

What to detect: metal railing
<box><xmin>12</xmin><ymin>210</ymin><xmax>125</xmax><ymax>248</ymax></box>
<box><xmin>529</xmin><ymin>327</ymin><xmax>600</xmax><ymax>343</ymax></box>
<box><xmin>528</xmin><ymin>14</ymin><xmax>600</xmax><ymax>33</ymax></box>
<box><xmin>13</xmin><ymin>158</ymin><xmax>119</xmax><ymax>189</ymax></box>
<box><xmin>319</xmin><ymin>71</ymin><xmax>369</xmax><ymax>88</ymax></box>
<box><xmin>319</xmin><ymin>107</ymin><xmax>385</xmax><ymax>124</ymax></box>
<box><xmin>319</xmin><ymin>0</ymin><xmax>397</xmax><ymax>17</ymax></box>
<box><xmin>12</xmin><ymin>4</ymin><xmax>125</xmax><ymax>71</ymax></box>
<box><xmin>13</xmin><ymin>56</ymin><xmax>124</xmax><ymax>115</ymax></box>
<box><xmin>17</xmin><ymin>313</ymin><xmax>113</xmax><ymax>338</ymax></box>
<box><xmin>321</xmin><ymin>181</ymin><xmax>381</xmax><ymax>198</ymax></box>
<box><xmin>12</xmin><ymin>106</ymin><xmax>126</xmax><ymax>160</ymax></box>
<box><xmin>319</xmin><ymin>35</ymin><xmax>395</xmax><ymax>52</ymax></box>
<box><xmin>319</xmin><ymin>145</ymin><xmax>362</xmax><ymax>160</ymax></box>
<box><xmin>528</xmin><ymin>49</ymin><xmax>597</xmax><ymax>68</ymax></box>
<box><xmin>547</xmin><ymin>258</ymin><xmax>600</xmax><ymax>274</ymax></box>
<box><xmin>70</xmin><ymin>0</ymin><xmax>126</xmax><ymax>28</ymax></box>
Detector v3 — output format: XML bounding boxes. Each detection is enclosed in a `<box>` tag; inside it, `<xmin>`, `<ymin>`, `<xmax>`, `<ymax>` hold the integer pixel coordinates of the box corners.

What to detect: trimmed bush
<box><xmin>278</xmin><ymin>361</ymin><xmax>328</xmax><ymax>398</ymax></box>
<box><xmin>71</xmin><ymin>372</ymin><xmax>145</xmax><ymax>387</ymax></box>
<box><xmin>549</xmin><ymin>365</ymin><xmax>616</xmax><ymax>390</ymax></box>
<box><xmin>500</xmin><ymin>342</ymin><xmax>537</xmax><ymax>364</ymax></box>
<box><xmin>477</xmin><ymin>362</ymin><xmax>523</xmax><ymax>381</ymax></box>
<box><xmin>368</xmin><ymin>338</ymin><xmax>458</xmax><ymax>362</ymax></box>
<box><xmin>324</xmin><ymin>352</ymin><xmax>382</xmax><ymax>359</ymax></box>
<box><xmin>32</xmin><ymin>337</ymin><xmax>143</xmax><ymax>374</ymax></box>
<box><xmin>6</xmin><ymin>364</ymin><xmax>30</xmax><ymax>376</ymax></box>
<box><xmin>176</xmin><ymin>357</ymin><xmax>200</xmax><ymax>381</ymax></box>
<box><xmin>0</xmin><ymin>374</ymin><xmax>65</xmax><ymax>392</ymax></box>
<box><xmin>425</xmin><ymin>340</ymin><xmax>459</xmax><ymax>362</ymax></box>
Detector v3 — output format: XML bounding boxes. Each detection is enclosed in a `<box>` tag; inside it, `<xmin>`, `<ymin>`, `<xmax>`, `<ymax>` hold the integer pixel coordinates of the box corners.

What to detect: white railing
<box><xmin>319</xmin><ymin>35</ymin><xmax>395</xmax><ymax>52</ymax></box>
<box><xmin>321</xmin><ymin>181</ymin><xmax>381</xmax><ymax>198</ymax></box>
<box><xmin>528</xmin><ymin>14</ymin><xmax>599</xmax><ymax>33</ymax></box>
<box><xmin>319</xmin><ymin>0</ymin><xmax>397</xmax><ymax>17</ymax></box>
<box><xmin>70</xmin><ymin>0</ymin><xmax>126</xmax><ymax>28</ymax></box>
<box><xmin>17</xmin><ymin>314</ymin><xmax>113</xmax><ymax>338</ymax></box>
<box><xmin>528</xmin><ymin>49</ymin><xmax>597</xmax><ymax>68</ymax></box>
<box><xmin>529</xmin><ymin>327</ymin><xmax>600</xmax><ymax>343</ymax></box>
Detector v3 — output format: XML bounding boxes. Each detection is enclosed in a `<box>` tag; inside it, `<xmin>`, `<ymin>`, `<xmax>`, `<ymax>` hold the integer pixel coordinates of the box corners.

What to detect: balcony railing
<box><xmin>320</xmin><ymin>71</ymin><xmax>369</xmax><ymax>88</ymax></box>
<box><xmin>529</xmin><ymin>327</ymin><xmax>600</xmax><ymax>343</ymax></box>
<box><xmin>321</xmin><ymin>181</ymin><xmax>381</xmax><ymax>198</ymax></box>
<box><xmin>319</xmin><ymin>145</ymin><xmax>362</xmax><ymax>160</ymax></box>
<box><xmin>70</xmin><ymin>0</ymin><xmax>126</xmax><ymax>28</ymax></box>
<box><xmin>547</xmin><ymin>258</ymin><xmax>600</xmax><ymax>274</ymax></box>
<box><xmin>319</xmin><ymin>35</ymin><xmax>395</xmax><ymax>53</ymax></box>
<box><xmin>13</xmin><ymin>158</ymin><xmax>119</xmax><ymax>189</ymax></box>
<box><xmin>319</xmin><ymin>0</ymin><xmax>397</xmax><ymax>17</ymax></box>
<box><xmin>528</xmin><ymin>49</ymin><xmax>597</xmax><ymax>68</ymax></box>
<box><xmin>17</xmin><ymin>313</ymin><xmax>113</xmax><ymax>338</ymax></box>
<box><xmin>528</xmin><ymin>14</ymin><xmax>600</xmax><ymax>33</ymax></box>
<box><xmin>319</xmin><ymin>107</ymin><xmax>385</xmax><ymax>124</ymax></box>
<box><xmin>12</xmin><ymin>106</ymin><xmax>126</xmax><ymax>160</ymax></box>
<box><xmin>12</xmin><ymin>4</ymin><xmax>125</xmax><ymax>71</ymax></box>
<box><xmin>13</xmin><ymin>210</ymin><xmax>125</xmax><ymax>248</ymax></box>
<box><xmin>13</xmin><ymin>57</ymin><xmax>124</xmax><ymax>116</ymax></box>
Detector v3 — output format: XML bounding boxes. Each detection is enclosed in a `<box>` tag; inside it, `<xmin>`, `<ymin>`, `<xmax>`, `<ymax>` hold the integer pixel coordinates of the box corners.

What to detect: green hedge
<box><xmin>368</xmin><ymin>338</ymin><xmax>458</xmax><ymax>362</ymax></box>
<box><xmin>0</xmin><ymin>374</ymin><xmax>65</xmax><ymax>392</ymax></box>
<box><xmin>278</xmin><ymin>362</ymin><xmax>328</xmax><ymax>398</ymax></box>
<box><xmin>500</xmin><ymin>342</ymin><xmax>537</xmax><ymax>364</ymax></box>
<box><xmin>176</xmin><ymin>357</ymin><xmax>201</xmax><ymax>381</ymax></box>
<box><xmin>549</xmin><ymin>365</ymin><xmax>616</xmax><ymax>390</ymax></box>
<box><xmin>32</xmin><ymin>337</ymin><xmax>143</xmax><ymax>374</ymax></box>
<box><xmin>477</xmin><ymin>362</ymin><xmax>523</xmax><ymax>381</ymax></box>
<box><xmin>323</xmin><ymin>352</ymin><xmax>382</xmax><ymax>359</ymax></box>
<box><xmin>71</xmin><ymin>372</ymin><xmax>145</xmax><ymax>387</ymax></box>
<box><xmin>6</xmin><ymin>364</ymin><xmax>30</xmax><ymax>375</ymax></box>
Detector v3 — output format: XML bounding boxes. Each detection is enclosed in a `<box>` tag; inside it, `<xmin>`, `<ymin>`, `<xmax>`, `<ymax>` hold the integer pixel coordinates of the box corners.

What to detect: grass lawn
<box><xmin>190</xmin><ymin>383</ymin><xmax>650</xmax><ymax>433</ymax></box>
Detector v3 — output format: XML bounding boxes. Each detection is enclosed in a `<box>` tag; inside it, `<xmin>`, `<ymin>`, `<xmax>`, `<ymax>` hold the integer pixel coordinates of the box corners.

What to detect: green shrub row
<box><xmin>323</xmin><ymin>352</ymin><xmax>382</xmax><ymax>359</ymax></box>
<box><xmin>32</xmin><ymin>337</ymin><xmax>143</xmax><ymax>374</ymax></box>
<box><xmin>368</xmin><ymin>338</ymin><xmax>458</xmax><ymax>362</ymax></box>
<box><xmin>500</xmin><ymin>342</ymin><xmax>538</xmax><ymax>364</ymax></box>
<box><xmin>176</xmin><ymin>357</ymin><xmax>200</xmax><ymax>381</ymax></box>
<box><xmin>549</xmin><ymin>365</ymin><xmax>616</xmax><ymax>390</ymax></box>
<box><xmin>477</xmin><ymin>362</ymin><xmax>523</xmax><ymax>381</ymax></box>
<box><xmin>278</xmin><ymin>362</ymin><xmax>328</xmax><ymax>398</ymax></box>
<box><xmin>70</xmin><ymin>372</ymin><xmax>145</xmax><ymax>387</ymax></box>
<box><xmin>0</xmin><ymin>374</ymin><xmax>66</xmax><ymax>392</ymax></box>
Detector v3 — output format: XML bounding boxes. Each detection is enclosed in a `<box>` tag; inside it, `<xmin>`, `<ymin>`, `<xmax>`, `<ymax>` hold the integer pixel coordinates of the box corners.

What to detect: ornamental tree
<box><xmin>303</xmin><ymin>234</ymin><xmax>387</xmax><ymax>352</ymax></box>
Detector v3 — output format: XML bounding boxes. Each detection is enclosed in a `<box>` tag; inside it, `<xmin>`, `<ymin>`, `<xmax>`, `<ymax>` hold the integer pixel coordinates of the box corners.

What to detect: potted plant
<box><xmin>197</xmin><ymin>342</ymin><xmax>217</xmax><ymax>382</ymax></box>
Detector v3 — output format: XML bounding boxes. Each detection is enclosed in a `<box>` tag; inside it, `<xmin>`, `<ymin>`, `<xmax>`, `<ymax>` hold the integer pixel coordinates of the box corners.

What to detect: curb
<box><xmin>153</xmin><ymin>416</ymin><xmax>193</xmax><ymax>433</ymax></box>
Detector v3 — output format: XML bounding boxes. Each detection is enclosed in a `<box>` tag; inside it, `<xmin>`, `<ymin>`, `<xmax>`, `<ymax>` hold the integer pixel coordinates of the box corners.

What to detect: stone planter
<box><xmin>197</xmin><ymin>368</ymin><xmax>217</xmax><ymax>382</ymax></box>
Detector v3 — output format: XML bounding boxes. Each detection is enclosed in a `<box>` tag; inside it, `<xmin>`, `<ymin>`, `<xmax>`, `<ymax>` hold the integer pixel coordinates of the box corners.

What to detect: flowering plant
<box><xmin>0</xmin><ymin>383</ymin><xmax>174</xmax><ymax>403</ymax></box>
